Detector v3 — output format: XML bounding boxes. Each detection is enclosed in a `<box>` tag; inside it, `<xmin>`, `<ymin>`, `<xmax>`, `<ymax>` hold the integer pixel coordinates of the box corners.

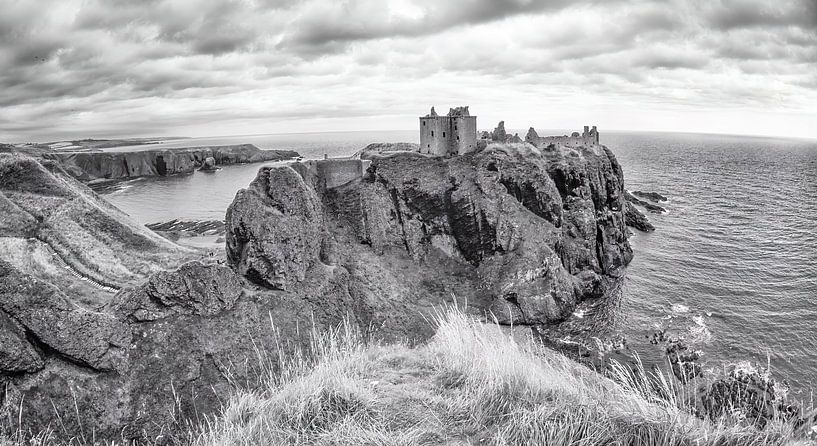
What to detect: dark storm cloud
<box><xmin>706</xmin><ymin>0</ymin><xmax>817</xmax><ymax>30</ymax></box>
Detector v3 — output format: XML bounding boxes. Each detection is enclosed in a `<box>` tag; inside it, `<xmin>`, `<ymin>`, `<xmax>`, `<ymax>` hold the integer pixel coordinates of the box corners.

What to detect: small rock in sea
<box><xmin>624</xmin><ymin>201</ymin><xmax>655</xmax><ymax>232</ymax></box>
<box><xmin>199</xmin><ymin>156</ymin><xmax>218</xmax><ymax>171</ymax></box>
<box><xmin>625</xmin><ymin>191</ymin><xmax>666</xmax><ymax>213</ymax></box>
<box><xmin>632</xmin><ymin>190</ymin><xmax>668</xmax><ymax>202</ymax></box>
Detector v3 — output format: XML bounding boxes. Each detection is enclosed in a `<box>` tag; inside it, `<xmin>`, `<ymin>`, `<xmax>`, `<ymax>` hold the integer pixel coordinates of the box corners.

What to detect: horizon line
<box><xmin>9</xmin><ymin>127</ymin><xmax>817</xmax><ymax>146</ymax></box>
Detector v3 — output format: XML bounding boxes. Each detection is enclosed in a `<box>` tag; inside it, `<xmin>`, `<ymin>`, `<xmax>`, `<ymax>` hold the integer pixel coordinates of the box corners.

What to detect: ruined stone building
<box><xmin>419</xmin><ymin>106</ymin><xmax>477</xmax><ymax>156</ymax></box>
<box><xmin>525</xmin><ymin>125</ymin><xmax>600</xmax><ymax>149</ymax></box>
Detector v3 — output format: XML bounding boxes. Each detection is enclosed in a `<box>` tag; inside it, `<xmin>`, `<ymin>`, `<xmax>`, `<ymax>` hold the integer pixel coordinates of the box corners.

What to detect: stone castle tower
<box><xmin>419</xmin><ymin>106</ymin><xmax>477</xmax><ymax>156</ymax></box>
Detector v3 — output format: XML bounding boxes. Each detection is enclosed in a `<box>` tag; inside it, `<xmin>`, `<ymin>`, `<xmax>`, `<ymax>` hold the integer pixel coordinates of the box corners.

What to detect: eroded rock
<box><xmin>113</xmin><ymin>261</ymin><xmax>242</xmax><ymax>321</ymax></box>
<box><xmin>226</xmin><ymin>166</ymin><xmax>325</xmax><ymax>290</ymax></box>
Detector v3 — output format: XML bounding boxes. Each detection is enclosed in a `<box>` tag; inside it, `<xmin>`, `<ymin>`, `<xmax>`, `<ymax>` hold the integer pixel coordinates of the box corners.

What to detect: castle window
<box><xmin>455</xmin><ymin>125</ymin><xmax>458</xmax><ymax>130</ymax></box>
<box><xmin>457</xmin><ymin>136</ymin><xmax>460</xmax><ymax>141</ymax></box>
<box><xmin>443</xmin><ymin>132</ymin><xmax>446</xmax><ymax>137</ymax></box>
<box><xmin>423</xmin><ymin>121</ymin><xmax>426</xmax><ymax>126</ymax></box>
<box><xmin>431</xmin><ymin>131</ymin><xmax>434</xmax><ymax>137</ymax></box>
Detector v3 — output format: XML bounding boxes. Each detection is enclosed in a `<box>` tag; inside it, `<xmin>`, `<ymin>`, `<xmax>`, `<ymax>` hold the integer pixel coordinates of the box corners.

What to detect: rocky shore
<box><xmin>0</xmin><ymin>140</ymin><xmax>635</xmax><ymax>440</ymax></box>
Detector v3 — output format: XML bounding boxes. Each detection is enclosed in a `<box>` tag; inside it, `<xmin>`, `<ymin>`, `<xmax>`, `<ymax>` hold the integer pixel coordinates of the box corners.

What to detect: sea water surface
<box><xmin>98</xmin><ymin>130</ymin><xmax>817</xmax><ymax>393</ymax></box>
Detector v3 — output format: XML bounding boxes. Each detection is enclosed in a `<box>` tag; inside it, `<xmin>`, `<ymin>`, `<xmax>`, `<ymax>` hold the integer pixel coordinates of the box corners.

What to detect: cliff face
<box><xmin>228</xmin><ymin>142</ymin><xmax>632</xmax><ymax>325</ymax></box>
<box><xmin>41</xmin><ymin>144</ymin><xmax>299</xmax><ymax>182</ymax></box>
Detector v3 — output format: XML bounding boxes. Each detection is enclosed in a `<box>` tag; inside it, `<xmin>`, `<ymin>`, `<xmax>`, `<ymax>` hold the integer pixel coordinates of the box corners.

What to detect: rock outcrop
<box><xmin>625</xmin><ymin>190</ymin><xmax>666</xmax><ymax>213</ymax></box>
<box><xmin>228</xmin><ymin>141</ymin><xmax>632</xmax><ymax>326</ymax></box>
<box><xmin>199</xmin><ymin>155</ymin><xmax>218</xmax><ymax>171</ymax></box>
<box><xmin>625</xmin><ymin>201</ymin><xmax>655</xmax><ymax>232</ymax></box>
<box><xmin>226</xmin><ymin>166</ymin><xmax>325</xmax><ymax>290</ymax></box>
<box><xmin>41</xmin><ymin>144</ymin><xmax>298</xmax><ymax>182</ymax></box>
<box><xmin>632</xmin><ymin>190</ymin><xmax>668</xmax><ymax>202</ymax></box>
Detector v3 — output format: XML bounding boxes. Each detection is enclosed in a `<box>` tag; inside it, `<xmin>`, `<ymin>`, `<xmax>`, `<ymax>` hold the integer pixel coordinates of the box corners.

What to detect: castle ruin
<box><xmin>419</xmin><ymin>106</ymin><xmax>477</xmax><ymax>156</ymax></box>
<box><xmin>523</xmin><ymin>125</ymin><xmax>599</xmax><ymax>149</ymax></box>
<box><xmin>419</xmin><ymin>105</ymin><xmax>600</xmax><ymax>155</ymax></box>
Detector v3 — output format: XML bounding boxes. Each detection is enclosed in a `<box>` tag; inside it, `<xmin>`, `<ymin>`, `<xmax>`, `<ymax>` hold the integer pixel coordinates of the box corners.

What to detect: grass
<box><xmin>3</xmin><ymin>305</ymin><xmax>814</xmax><ymax>445</ymax></box>
<box><xmin>190</xmin><ymin>306</ymin><xmax>815</xmax><ymax>446</ymax></box>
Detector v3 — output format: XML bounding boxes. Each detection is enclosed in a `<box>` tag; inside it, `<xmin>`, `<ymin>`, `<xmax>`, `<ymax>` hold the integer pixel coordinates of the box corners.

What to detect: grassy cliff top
<box><xmin>192</xmin><ymin>307</ymin><xmax>809</xmax><ymax>446</ymax></box>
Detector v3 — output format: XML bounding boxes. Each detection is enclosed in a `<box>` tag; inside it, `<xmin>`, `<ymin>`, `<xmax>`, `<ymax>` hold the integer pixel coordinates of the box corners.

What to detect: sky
<box><xmin>1</xmin><ymin>0</ymin><xmax>816</xmax><ymax>142</ymax></box>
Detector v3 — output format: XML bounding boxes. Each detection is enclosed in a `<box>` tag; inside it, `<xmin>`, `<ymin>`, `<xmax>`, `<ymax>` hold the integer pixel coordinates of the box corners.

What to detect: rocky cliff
<box><xmin>0</xmin><ymin>140</ymin><xmax>634</xmax><ymax>441</ymax></box>
<box><xmin>40</xmin><ymin>144</ymin><xmax>299</xmax><ymax>182</ymax></box>
<box><xmin>228</xmin><ymin>142</ymin><xmax>633</xmax><ymax>325</ymax></box>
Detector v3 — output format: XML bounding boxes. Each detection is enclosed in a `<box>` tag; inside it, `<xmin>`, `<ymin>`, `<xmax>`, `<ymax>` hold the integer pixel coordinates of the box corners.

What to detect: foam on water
<box><xmin>671</xmin><ymin>304</ymin><xmax>690</xmax><ymax>314</ymax></box>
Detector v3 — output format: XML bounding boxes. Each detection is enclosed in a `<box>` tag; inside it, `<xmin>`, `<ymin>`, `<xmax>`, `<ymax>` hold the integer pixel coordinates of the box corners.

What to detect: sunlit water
<box><xmin>98</xmin><ymin>130</ymin><xmax>817</xmax><ymax>394</ymax></box>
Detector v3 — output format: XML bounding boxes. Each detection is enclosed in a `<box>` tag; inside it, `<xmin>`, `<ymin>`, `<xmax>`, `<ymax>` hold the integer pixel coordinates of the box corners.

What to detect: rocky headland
<box><xmin>2</xmin><ymin>143</ymin><xmax>299</xmax><ymax>183</ymax></box>
<box><xmin>0</xmin><ymin>139</ymin><xmax>636</xmax><ymax>440</ymax></box>
<box><xmin>42</xmin><ymin>144</ymin><xmax>299</xmax><ymax>182</ymax></box>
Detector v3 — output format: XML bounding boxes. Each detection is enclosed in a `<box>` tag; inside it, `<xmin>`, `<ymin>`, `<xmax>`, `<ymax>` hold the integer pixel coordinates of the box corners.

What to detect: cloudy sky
<box><xmin>1</xmin><ymin>0</ymin><xmax>816</xmax><ymax>142</ymax></box>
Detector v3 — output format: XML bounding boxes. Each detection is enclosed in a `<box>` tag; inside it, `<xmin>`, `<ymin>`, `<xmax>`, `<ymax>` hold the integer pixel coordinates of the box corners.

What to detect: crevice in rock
<box><xmin>498</xmin><ymin>177</ymin><xmax>561</xmax><ymax>228</ymax></box>
<box><xmin>595</xmin><ymin>225</ymin><xmax>606</xmax><ymax>275</ymax></box>
<box><xmin>20</xmin><ymin>321</ymin><xmax>105</xmax><ymax>373</ymax></box>
<box><xmin>387</xmin><ymin>188</ymin><xmax>412</xmax><ymax>254</ymax></box>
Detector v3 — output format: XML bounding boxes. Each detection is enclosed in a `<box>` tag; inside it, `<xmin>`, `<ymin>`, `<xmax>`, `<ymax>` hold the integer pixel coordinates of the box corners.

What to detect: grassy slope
<box><xmin>193</xmin><ymin>308</ymin><xmax>810</xmax><ymax>446</ymax></box>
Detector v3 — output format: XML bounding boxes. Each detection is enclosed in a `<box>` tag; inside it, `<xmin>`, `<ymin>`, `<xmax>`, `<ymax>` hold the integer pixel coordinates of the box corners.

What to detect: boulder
<box><xmin>225</xmin><ymin>166</ymin><xmax>325</xmax><ymax>290</ymax></box>
<box><xmin>113</xmin><ymin>261</ymin><xmax>242</xmax><ymax>321</ymax></box>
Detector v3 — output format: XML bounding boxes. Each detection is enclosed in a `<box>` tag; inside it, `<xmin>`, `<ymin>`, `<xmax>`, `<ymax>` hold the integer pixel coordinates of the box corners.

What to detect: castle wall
<box><xmin>526</xmin><ymin>127</ymin><xmax>600</xmax><ymax>150</ymax></box>
<box><xmin>295</xmin><ymin>159</ymin><xmax>371</xmax><ymax>190</ymax></box>
<box><xmin>420</xmin><ymin>117</ymin><xmax>448</xmax><ymax>156</ymax></box>
<box><xmin>455</xmin><ymin>116</ymin><xmax>477</xmax><ymax>154</ymax></box>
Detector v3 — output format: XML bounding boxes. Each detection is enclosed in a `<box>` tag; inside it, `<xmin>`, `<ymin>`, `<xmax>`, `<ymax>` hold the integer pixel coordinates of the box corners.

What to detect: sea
<box><xmin>98</xmin><ymin>130</ymin><xmax>817</xmax><ymax>395</ymax></box>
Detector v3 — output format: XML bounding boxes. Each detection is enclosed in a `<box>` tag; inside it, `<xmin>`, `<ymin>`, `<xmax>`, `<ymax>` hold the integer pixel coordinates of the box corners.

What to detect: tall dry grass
<box><xmin>192</xmin><ymin>305</ymin><xmax>815</xmax><ymax>445</ymax></box>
